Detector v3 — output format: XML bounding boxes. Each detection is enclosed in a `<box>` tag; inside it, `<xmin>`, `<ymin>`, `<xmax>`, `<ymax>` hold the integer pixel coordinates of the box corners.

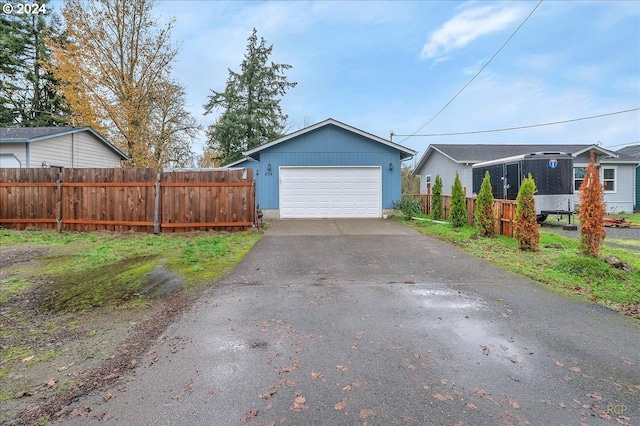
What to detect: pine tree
<box><xmin>578</xmin><ymin>151</ymin><xmax>606</xmax><ymax>256</ymax></box>
<box><xmin>474</xmin><ymin>171</ymin><xmax>495</xmax><ymax>237</ymax></box>
<box><xmin>450</xmin><ymin>172</ymin><xmax>467</xmax><ymax>227</ymax></box>
<box><xmin>514</xmin><ymin>174</ymin><xmax>539</xmax><ymax>251</ymax></box>
<box><xmin>204</xmin><ymin>28</ymin><xmax>297</xmax><ymax>165</ymax></box>
<box><xmin>0</xmin><ymin>0</ymin><xmax>69</xmax><ymax>126</ymax></box>
<box><xmin>431</xmin><ymin>175</ymin><xmax>443</xmax><ymax>220</ymax></box>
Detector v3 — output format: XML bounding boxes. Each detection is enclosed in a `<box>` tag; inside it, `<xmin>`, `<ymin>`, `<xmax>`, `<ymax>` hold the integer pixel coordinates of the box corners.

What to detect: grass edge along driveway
<box><xmin>0</xmin><ymin>229</ymin><xmax>261</xmax><ymax>425</ymax></box>
<box><xmin>396</xmin><ymin>217</ymin><xmax>640</xmax><ymax>319</ymax></box>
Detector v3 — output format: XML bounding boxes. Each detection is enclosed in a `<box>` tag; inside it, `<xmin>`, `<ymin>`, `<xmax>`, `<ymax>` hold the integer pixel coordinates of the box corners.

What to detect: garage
<box><xmin>279</xmin><ymin>166</ymin><xmax>382</xmax><ymax>218</ymax></box>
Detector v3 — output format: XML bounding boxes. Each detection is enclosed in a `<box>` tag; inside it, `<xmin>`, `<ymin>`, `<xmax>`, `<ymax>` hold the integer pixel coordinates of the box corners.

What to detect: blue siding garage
<box><xmin>227</xmin><ymin>119</ymin><xmax>416</xmax><ymax>218</ymax></box>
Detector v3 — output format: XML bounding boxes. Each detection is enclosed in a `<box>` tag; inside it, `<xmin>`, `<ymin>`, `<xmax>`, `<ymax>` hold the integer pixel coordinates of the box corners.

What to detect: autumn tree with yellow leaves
<box><xmin>48</xmin><ymin>0</ymin><xmax>199</xmax><ymax>167</ymax></box>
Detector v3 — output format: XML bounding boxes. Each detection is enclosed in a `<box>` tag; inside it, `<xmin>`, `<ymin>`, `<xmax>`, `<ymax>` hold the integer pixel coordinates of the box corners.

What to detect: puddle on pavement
<box><xmin>411</xmin><ymin>288</ymin><xmax>482</xmax><ymax>310</ymax></box>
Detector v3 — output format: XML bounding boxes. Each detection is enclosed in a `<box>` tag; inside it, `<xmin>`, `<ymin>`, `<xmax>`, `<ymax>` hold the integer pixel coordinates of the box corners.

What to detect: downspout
<box><xmin>25</xmin><ymin>141</ymin><xmax>30</xmax><ymax>168</ymax></box>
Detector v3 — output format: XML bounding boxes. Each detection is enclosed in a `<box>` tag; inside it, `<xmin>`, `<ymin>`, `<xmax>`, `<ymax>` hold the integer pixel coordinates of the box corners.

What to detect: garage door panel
<box><xmin>280</xmin><ymin>167</ymin><xmax>381</xmax><ymax>218</ymax></box>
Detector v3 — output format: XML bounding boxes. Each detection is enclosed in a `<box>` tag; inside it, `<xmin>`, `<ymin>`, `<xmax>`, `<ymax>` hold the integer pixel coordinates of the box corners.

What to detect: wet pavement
<box><xmin>61</xmin><ymin>219</ymin><xmax>640</xmax><ymax>425</ymax></box>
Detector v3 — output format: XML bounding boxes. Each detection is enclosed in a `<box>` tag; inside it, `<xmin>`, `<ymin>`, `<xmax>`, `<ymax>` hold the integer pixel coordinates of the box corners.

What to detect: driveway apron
<box><xmin>62</xmin><ymin>219</ymin><xmax>640</xmax><ymax>425</ymax></box>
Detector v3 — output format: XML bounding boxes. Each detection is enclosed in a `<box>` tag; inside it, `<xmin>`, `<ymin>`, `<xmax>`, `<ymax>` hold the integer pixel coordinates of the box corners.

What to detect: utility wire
<box><xmin>400</xmin><ymin>0</ymin><xmax>543</xmax><ymax>144</ymax></box>
<box><xmin>392</xmin><ymin>107</ymin><xmax>640</xmax><ymax>137</ymax></box>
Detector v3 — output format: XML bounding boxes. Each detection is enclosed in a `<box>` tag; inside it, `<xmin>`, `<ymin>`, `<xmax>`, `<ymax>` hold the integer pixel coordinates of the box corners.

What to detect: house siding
<box><xmin>254</xmin><ymin>125</ymin><xmax>402</xmax><ymax>210</ymax></box>
<box><xmin>0</xmin><ymin>143</ymin><xmax>27</xmax><ymax>167</ymax></box>
<box><xmin>418</xmin><ymin>152</ymin><xmax>473</xmax><ymax>196</ymax></box>
<box><xmin>23</xmin><ymin>132</ymin><xmax>122</xmax><ymax>168</ymax></box>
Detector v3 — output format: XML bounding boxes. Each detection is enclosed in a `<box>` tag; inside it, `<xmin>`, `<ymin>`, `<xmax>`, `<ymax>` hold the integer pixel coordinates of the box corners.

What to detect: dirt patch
<box><xmin>0</xmin><ymin>248</ymin><xmax>194</xmax><ymax>425</ymax></box>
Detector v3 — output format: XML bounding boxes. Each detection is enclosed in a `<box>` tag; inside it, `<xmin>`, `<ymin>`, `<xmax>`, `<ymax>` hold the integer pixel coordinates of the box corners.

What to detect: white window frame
<box><xmin>601</xmin><ymin>166</ymin><xmax>616</xmax><ymax>193</ymax></box>
<box><xmin>573</xmin><ymin>166</ymin><xmax>586</xmax><ymax>191</ymax></box>
<box><xmin>425</xmin><ymin>174</ymin><xmax>431</xmax><ymax>193</ymax></box>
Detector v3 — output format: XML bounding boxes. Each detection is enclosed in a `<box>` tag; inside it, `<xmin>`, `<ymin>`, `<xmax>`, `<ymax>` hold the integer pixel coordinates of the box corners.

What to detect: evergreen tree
<box><xmin>450</xmin><ymin>172</ymin><xmax>467</xmax><ymax>227</ymax></box>
<box><xmin>0</xmin><ymin>0</ymin><xmax>69</xmax><ymax>126</ymax></box>
<box><xmin>578</xmin><ymin>152</ymin><xmax>606</xmax><ymax>256</ymax></box>
<box><xmin>204</xmin><ymin>28</ymin><xmax>297</xmax><ymax>165</ymax></box>
<box><xmin>514</xmin><ymin>174</ymin><xmax>540</xmax><ymax>251</ymax></box>
<box><xmin>474</xmin><ymin>171</ymin><xmax>495</xmax><ymax>237</ymax></box>
<box><xmin>431</xmin><ymin>175</ymin><xmax>443</xmax><ymax>220</ymax></box>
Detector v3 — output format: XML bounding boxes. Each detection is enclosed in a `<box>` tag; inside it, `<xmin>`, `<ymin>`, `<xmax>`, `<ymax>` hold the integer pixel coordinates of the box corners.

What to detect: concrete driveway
<box><xmin>62</xmin><ymin>219</ymin><xmax>639</xmax><ymax>425</ymax></box>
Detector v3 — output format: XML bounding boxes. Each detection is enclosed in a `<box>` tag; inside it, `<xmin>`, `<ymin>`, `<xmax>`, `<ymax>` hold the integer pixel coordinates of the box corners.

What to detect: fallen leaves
<box><xmin>290</xmin><ymin>392</ymin><xmax>307</xmax><ymax>411</ymax></box>
<box><xmin>481</xmin><ymin>345</ymin><xmax>490</xmax><ymax>356</ymax></box>
<box><xmin>335</xmin><ymin>365</ymin><xmax>348</xmax><ymax>373</ymax></box>
<box><xmin>360</xmin><ymin>408</ymin><xmax>375</xmax><ymax>419</ymax></box>
<box><xmin>103</xmin><ymin>392</ymin><xmax>115</xmax><ymax>402</ymax></box>
<box><xmin>240</xmin><ymin>410</ymin><xmax>259</xmax><ymax>422</ymax></box>
<box><xmin>310</xmin><ymin>371</ymin><xmax>323</xmax><ymax>380</ymax></box>
<box><xmin>333</xmin><ymin>396</ymin><xmax>348</xmax><ymax>410</ymax></box>
<box><xmin>433</xmin><ymin>393</ymin><xmax>454</xmax><ymax>402</ymax></box>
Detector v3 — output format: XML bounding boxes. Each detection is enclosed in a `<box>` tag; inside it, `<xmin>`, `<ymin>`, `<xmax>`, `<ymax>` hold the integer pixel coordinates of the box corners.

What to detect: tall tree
<box><xmin>578</xmin><ymin>151</ymin><xmax>606</xmax><ymax>256</ymax></box>
<box><xmin>204</xmin><ymin>28</ymin><xmax>297</xmax><ymax>165</ymax></box>
<box><xmin>0</xmin><ymin>0</ymin><xmax>69</xmax><ymax>126</ymax></box>
<box><xmin>401</xmin><ymin>165</ymin><xmax>420</xmax><ymax>195</ymax></box>
<box><xmin>48</xmin><ymin>0</ymin><xmax>198</xmax><ymax>167</ymax></box>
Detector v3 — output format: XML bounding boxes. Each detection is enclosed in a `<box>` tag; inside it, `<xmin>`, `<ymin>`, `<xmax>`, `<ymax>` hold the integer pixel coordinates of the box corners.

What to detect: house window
<box><xmin>602</xmin><ymin>167</ymin><xmax>616</xmax><ymax>192</ymax></box>
<box><xmin>574</xmin><ymin>167</ymin><xmax>585</xmax><ymax>191</ymax></box>
<box><xmin>425</xmin><ymin>175</ymin><xmax>431</xmax><ymax>191</ymax></box>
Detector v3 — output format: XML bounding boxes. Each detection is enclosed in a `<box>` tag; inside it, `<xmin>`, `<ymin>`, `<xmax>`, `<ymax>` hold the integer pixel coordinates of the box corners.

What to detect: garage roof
<box><xmin>243</xmin><ymin>118</ymin><xmax>417</xmax><ymax>160</ymax></box>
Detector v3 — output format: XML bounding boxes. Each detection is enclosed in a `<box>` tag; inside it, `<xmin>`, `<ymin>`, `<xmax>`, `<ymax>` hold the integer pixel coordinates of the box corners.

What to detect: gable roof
<box><xmin>413</xmin><ymin>144</ymin><xmax>619</xmax><ymax>173</ymax></box>
<box><xmin>616</xmin><ymin>144</ymin><xmax>640</xmax><ymax>161</ymax></box>
<box><xmin>0</xmin><ymin>126</ymin><xmax>129</xmax><ymax>160</ymax></box>
<box><xmin>243</xmin><ymin>118</ymin><xmax>417</xmax><ymax>160</ymax></box>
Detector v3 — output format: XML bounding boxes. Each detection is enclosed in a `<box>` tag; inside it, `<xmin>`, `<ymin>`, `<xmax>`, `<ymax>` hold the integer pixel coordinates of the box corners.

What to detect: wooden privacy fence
<box><xmin>405</xmin><ymin>192</ymin><xmax>517</xmax><ymax>238</ymax></box>
<box><xmin>0</xmin><ymin>168</ymin><xmax>255</xmax><ymax>233</ymax></box>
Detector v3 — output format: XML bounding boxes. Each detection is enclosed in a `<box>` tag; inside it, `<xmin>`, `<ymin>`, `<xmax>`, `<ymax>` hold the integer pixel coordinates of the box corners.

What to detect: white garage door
<box><xmin>279</xmin><ymin>167</ymin><xmax>382</xmax><ymax>218</ymax></box>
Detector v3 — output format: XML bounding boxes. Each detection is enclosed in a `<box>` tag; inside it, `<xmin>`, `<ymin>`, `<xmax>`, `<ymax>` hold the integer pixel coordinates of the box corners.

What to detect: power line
<box><xmin>400</xmin><ymin>0</ymin><xmax>543</xmax><ymax>144</ymax></box>
<box><xmin>392</xmin><ymin>107</ymin><xmax>640</xmax><ymax>137</ymax></box>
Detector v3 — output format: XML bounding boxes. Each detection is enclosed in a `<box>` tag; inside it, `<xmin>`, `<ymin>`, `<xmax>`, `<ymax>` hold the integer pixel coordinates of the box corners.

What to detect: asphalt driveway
<box><xmin>62</xmin><ymin>219</ymin><xmax>639</xmax><ymax>425</ymax></box>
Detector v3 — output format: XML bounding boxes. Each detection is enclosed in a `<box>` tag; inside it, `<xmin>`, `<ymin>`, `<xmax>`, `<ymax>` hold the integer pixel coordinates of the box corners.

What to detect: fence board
<box><xmin>0</xmin><ymin>168</ymin><xmax>255</xmax><ymax>233</ymax></box>
<box><xmin>403</xmin><ymin>193</ymin><xmax>518</xmax><ymax>239</ymax></box>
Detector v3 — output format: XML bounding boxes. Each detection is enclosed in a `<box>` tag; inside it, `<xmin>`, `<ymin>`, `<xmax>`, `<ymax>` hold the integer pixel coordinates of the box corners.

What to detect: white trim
<box><xmin>601</xmin><ymin>165</ymin><xmax>617</xmax><ymax>193</ymax></box>
<box><xmin>0</xmin><ymin>153</ymin><xmax>21</xmax><ymax>168</ymax></box>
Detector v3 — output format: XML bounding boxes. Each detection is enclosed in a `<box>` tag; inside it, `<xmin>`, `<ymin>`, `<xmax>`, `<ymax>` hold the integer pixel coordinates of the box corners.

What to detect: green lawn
<box><xmin>398</xmin><ymin>217</ymin><xmax>640</xmax><ymax>318</ymax></box>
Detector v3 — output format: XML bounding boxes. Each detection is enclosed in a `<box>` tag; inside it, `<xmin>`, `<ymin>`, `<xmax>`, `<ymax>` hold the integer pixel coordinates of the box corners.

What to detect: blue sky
<box><xmin>66</xmin><ymin>1</ymin><xmax>640</xmax><ymax>161</ymax></box>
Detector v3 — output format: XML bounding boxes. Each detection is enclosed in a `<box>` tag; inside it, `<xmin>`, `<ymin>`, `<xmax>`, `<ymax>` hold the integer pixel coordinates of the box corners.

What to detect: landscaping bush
<box><xmin>432</xmin><ymin>175</ymin><xmax>443</xmax><ymax>220</ymax></box>
<box><xmin>474</xmin><ymin>171</ymin><xmax>495</xmax><ymax>237</ymax></box>
<box><xmin>393</xmin><ymin>197</ymin><xmax>422</xmax><ymax>219</ymax></box>
<box><xmin>450</xmin><ymin>172</ymin><xmax>467</xmax><ymax>227</ymax></box>
<box><xmin>578</xmin><ymin>151</ymin><xmax>606</xmax><ymax>257</ymax></box>
<box><xmin>514</xmin><ymin>174</ymin><xmax>539</xmax><ymax>251</ymax></box>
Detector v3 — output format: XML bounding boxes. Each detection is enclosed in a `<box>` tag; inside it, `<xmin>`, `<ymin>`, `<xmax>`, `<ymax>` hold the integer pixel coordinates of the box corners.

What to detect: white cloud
<box><xmin>421</xmin><ymin>4</ymin><xmax>528</xmax><ymax>60</ymax></box>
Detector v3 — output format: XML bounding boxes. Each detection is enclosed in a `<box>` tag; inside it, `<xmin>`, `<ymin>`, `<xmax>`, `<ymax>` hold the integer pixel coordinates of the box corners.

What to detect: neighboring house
<box><xmin>413</xmin><ymin>144</ymin><xmax>637</xmax><ymax>213</ymax></box>
<box><xmin>225</xmin><ymin>118</ymin><xmax>417</xmax><ymax>218</ymax></box>
<box><xmin>0</xmin><ymin>126</ymin><xmax>129</xmax><ymax>168</ymax></box>
<box><xmin>615</xmin><ymin>144</ymin><xmax>640</xmax><ymax>211</ymax></box>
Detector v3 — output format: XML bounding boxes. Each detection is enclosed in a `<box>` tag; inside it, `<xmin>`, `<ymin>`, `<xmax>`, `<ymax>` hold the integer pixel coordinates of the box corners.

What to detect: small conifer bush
<box><xmin>474</xmin><ymin>171</ymin><xmax>495</xmax><ymax>237</ymax></box>
<box><xmin>431</xmin><ymin>175</ymin><xmax>443</xmax><ymax>220</ymax></box>
<box><xmin>450</xmin><ymin>172</ymin><xmax>467</xmax><ymax>228</ymax></box>
<box><xmin>578</xmin><ymin>152</ymin><xmax>606</xmax><ymax>257</ymax></box>
<box><xmin>513</xmin><ymin>174</ymin><xmax>539</xmax><ymax>251</ymax></box>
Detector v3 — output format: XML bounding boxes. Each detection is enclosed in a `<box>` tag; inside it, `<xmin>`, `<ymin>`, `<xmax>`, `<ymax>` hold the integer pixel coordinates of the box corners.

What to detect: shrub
<box><xmin>393</xmin><ymin>197</ymin><xmax>422</xmax><ymax>220</ymax></box>
<box><xmin>578</xmin><ymin>151</ymin><xmax>606</xmax><ymax>256</ymax></box>
<box><xmin>513</xmin><ymin>174</ymin><xmax>539</xmax><ymax>251</ymax></box>
<box><xmin>450</xmin><ymin>172</ymin><xmax>467</xmax><ymax>227</ymax></box>
<box><xmin>474</xmin><ymin>171</ymin><xmax>495</xmax><ymax>237</ymax></box>
<box><xmin>431</xmin><ymin>175</ymin><xmax>443</xmax><ymax>220</ymax></box>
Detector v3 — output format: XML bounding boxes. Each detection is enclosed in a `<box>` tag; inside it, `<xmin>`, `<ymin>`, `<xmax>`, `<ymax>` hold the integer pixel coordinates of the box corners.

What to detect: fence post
<box><xmin>153</xmin><ymin>170</ymin><xmax>161</xmax><ymax>234</ymax></box>
<box><xmin>56</xmin><ymin>179</ymin><xmax>62</xmax><ymax>232</ymax></box>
